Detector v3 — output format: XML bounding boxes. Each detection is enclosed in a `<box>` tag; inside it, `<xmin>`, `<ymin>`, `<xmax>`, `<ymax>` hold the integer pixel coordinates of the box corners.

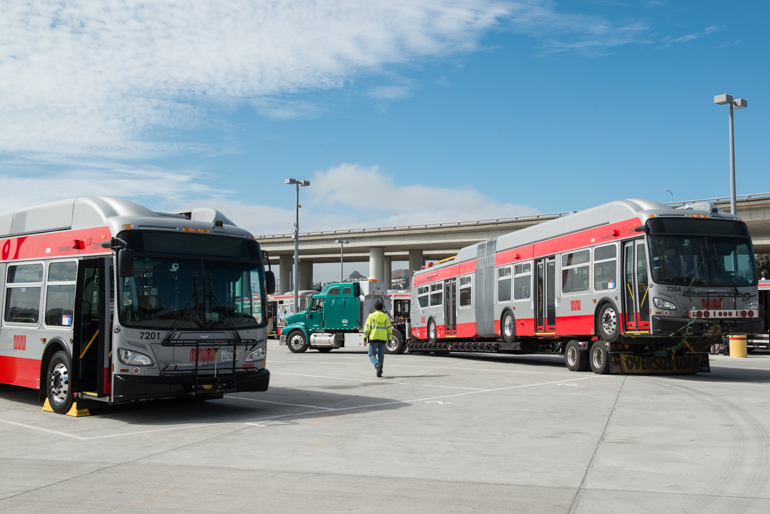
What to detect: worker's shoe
<box><xmin>377</xmin><ymin>363</ymin><xmax>383</xmax><ymax>377</ymax></box>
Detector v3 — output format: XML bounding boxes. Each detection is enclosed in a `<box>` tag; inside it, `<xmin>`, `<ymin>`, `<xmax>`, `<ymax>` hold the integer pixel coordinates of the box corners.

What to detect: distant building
<box><xmin>391</xmin><ymin>268</ymin><xmax>409</xmax><ymax>290</ymax></box>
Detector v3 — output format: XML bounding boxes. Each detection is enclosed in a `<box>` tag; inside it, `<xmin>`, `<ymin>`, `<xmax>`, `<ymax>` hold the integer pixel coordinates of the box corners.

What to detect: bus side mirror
<box><xmin>118</xmin><ymin>249</ymin><xmax>134</xmax><ymax>277</ymax></box>
<box><xmin>634</xmin><ymin>225</ymin><xmax>647</xmax><ymax>233</ymax></box>
<box><xmin>265</xmin><ymin>271</ymin><xmax>276</xmax><ymax>294</ymax></box>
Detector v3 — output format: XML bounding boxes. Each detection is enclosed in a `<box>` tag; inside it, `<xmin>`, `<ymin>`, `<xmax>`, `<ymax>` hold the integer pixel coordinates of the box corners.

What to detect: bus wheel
<box><xmin>317</xmin><ymin>348</ymin><xmax>333</xmax><ymax>353</ymax></box>
<box><xmin>564</xmin><ymin>340</ymin><xmax>588</xmax><ymax>372</ymax></box>
<box><xmin>46</xmin><ymin>351</ymin><xmax>74</xmax><ymax>414</ymax></box>
<box><xmin>597</xmin><ymin>304</ymin><xmax>620</xmax><ymax>342</ymax></box>
<box><xmin>287</xmin><ymin>331</ymin><xmax>309</xmax><ymax>353</ymax></box>
<box><xmin>386</xmin><ymin>330</ymin><xmax>404</xmax><ymax>354</ymax></box>
<box><xmin>501</xmin><ymin>311</ymin><xmax>516</xmax><ymax>343</ymax></box>
<box><xmin>589</xmin><ymin>342</ymin><xmax>610</xmax><ymax>374</ymax></box>
<box><xmin>428</xmin><ymin>320</ymin><xmax>437</xmax><ymax>344</ymax></box>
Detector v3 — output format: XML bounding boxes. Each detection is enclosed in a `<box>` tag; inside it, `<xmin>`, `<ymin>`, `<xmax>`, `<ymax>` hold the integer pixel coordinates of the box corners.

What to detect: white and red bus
<box><xmin>0</xmin><ymin>196</ymin><xmax>275</xmax><ymax>414</ymax></box>
<box><xmin>748</xmin><ymin>280</ymin><xmax>770</xmax><ymax>351</ymax></box>
<box><xmin>409</xmin><ymin>199</ymin><xmax>761</xmax><ymax>374</ymax></box>
<box><xmin>266</xmin><ymin>291</ymin><xmax>316</xmax><ymax>337</ymax></box>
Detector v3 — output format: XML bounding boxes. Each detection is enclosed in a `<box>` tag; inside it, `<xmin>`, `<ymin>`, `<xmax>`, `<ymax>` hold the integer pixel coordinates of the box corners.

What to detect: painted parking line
<box><xmin>222</xmin><ymin>396</ymin><xmax>335</xmax><ymax>410</ymax></box>
<box><xmin>271</xmin><ymin>371</ymin><xmax>489</xmax><ymax>391</ymax></box>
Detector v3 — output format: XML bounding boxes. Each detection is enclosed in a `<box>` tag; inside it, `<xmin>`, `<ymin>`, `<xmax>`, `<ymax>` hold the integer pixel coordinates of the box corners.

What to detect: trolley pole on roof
<box><xmin>714</xmin><ymin>94</ymin><xmax>748</xmax><ymax>215</ymax></box>
<box><xmin>335</xmin><ymin>240</ymin><xmax>349</xmax><ymax>282</ymax></box>
<box><xmin>285</xmin><ymin>178</ymin><xmax>310</xmax><ymax>313</ymax></box>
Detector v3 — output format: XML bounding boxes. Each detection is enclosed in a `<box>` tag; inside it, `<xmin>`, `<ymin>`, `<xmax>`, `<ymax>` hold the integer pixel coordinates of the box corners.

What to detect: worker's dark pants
<box><xmin>368</xmin><ymin>341</ymin><xmax>386</xmax><ymax>368</ymax></box>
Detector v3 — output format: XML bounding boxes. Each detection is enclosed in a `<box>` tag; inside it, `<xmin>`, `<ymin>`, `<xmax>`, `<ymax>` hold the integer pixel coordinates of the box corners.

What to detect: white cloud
<box><xmin>658</xmin><ymin>25</ymin><xmax>721</xmax><ymax>48</ymax></box>
<box><xmin>0</xmin><ymin>0</ymin><xmax>511</xmax><ymax>159</ymax></box>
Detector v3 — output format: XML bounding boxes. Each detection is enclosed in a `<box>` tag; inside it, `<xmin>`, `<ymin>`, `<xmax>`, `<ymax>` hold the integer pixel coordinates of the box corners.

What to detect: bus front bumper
<box><xmin>112</xmin><ymin>368</ymin><xmax>270</xmax><ymax>402</ymax></box>
<box><xmin>651</xmin><ymin>315</ymin><xmax>763</xmax><ymax>336</ymax></box>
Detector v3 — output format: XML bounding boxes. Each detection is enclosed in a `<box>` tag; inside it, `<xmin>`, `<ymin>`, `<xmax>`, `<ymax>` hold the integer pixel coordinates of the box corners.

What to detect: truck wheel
<box><xmin>46</xmin><ymin>351</ymin><xmax>74</xmax><ymax>414</ymax></box>
<box><xmin>287</xmin><ymin>331</ymin><xmax>309</xmax><ymax>353</ymax></box>
<box><xmin>597</xmin><ymin>303</ymin><xmax>620</xmax><ymax>343</ymax></box>
<box><xmin>564</xmin><ymin>340</ymin><xmax>588</xmax><ymax>372</ymax></box>
<box><xmin>386</xmin><ymin>330</ymin><xmax>404</xmax><ymax>354</ymax></box>
<box><xmin>501</xmin><ymin>311</ymin><xmax>516</xmax><ymax>343</ymax></box>
<box><xmin>589</xmin><ymin>342</ymin><xmax>610</xmax><ymax>374</ymax></box>
<box><xmin>317</xmin><ymin>348</ymin><xmax>332</xmax><ymax>353</ymax></box>
<box><xmin>428</xmin><ymin>319</ymin><xmax>437</xmax><ymax>344</ymax></box>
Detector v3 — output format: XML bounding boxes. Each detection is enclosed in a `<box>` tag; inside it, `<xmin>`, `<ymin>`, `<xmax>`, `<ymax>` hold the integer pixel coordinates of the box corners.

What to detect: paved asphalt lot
<box><xmin>2</xmin><ymin>342</ymin><xmax>770</xmax><ymax>513</ymax></box>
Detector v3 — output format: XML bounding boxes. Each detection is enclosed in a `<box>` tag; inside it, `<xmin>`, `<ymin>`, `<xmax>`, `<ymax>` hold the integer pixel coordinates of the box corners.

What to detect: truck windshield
<box><xmin>117</xmin><ymin>231</ymin><xmax>266</xmax><ymax>329</ymax></box>
<box><xmin>647</xmin><ymin>219</ymin><xmax>756</xmax><ymax>287</ymax></box>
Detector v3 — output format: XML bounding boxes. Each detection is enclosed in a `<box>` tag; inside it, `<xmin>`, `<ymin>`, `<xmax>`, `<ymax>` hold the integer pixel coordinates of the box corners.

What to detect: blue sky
<box><xmin>1</xmin><ymin>1</ymin><xmax>767</xmax><ymax>279</ymax></box>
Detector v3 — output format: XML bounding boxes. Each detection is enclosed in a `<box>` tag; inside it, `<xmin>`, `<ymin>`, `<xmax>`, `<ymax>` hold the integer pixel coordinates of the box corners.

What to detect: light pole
<box><xmin>334</xmin><ymin>240</ymin><xmax>349</xmax><ymax>282</ymax></box>
<box><xmin>664</xmin><ymin>188</ymin><xmax>673</xmax><ymax>204</ymax></box>
<box><xmin>285</xmin><ymin>178</ymin><xmax>310</xmax><ymax>313</ymax></box>
<box><xmin>714</xmin><ymin>94</ymin><xmax>748</xmax><ymax>214</ymax></box>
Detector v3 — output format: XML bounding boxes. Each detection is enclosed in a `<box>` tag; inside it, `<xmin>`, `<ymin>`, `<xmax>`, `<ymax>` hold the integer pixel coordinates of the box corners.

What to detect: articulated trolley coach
<box><xmin>0</xmin><ymin>197</ymin><xmax>275</xmax><ymax>414</ymax></box>
<box><xmin>409</xmin><ymin>199</ymin><xmax>761</xmax><ymax>374</ymax></box>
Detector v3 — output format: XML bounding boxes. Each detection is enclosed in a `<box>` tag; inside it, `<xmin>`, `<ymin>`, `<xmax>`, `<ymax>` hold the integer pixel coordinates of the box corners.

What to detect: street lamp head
<box><xmin>733</xmin><ymin>98</ymin><xmax>748</xmax><ymax>109</ymax></box>
<box><xmin>300</xmin><ymin>180</ymin><xmax>310</xmax><ymax>187</ymax></box>
<box><xmin>714</xmin><ymin>94</ymin><xmax>733</xmax><ymax>105</ymax></box>
<box><xmin>285</xmin><ymin>178</ymin><xmax>297</xmax><ymax>185</ymax></box>
<box><xmin>335</xmin><ymin>239</ymin><xmax>349</xmax><ymax>244</ymax></box>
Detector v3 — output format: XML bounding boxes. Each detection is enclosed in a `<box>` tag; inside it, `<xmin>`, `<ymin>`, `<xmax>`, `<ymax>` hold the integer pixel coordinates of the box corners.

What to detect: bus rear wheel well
<box><xmin>38</xmin><ymin>340</ymin><xmax>69</xmax><ymax>402</ymax></box>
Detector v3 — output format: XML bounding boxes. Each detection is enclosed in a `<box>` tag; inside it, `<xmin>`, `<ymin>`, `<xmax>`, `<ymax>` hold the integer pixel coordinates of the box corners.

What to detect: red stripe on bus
<box><xmin>103</xmin><ymin>367</ymin><xmax>111</xmax><ymax>395</ymax></box>
<box><xmin>1</xmin><ymin>226</ymin><xmax>112</xmax><ymax>262</ymax></box>
<box><xmin>496</xmin><ymin>217</ymin><xmax>642</xmax><ymax>267</ymax></box>
<box><xmin>0</xmin><ymin>355</ymin><xmax>41</xmax><ymax>389</ymax></box>
<box><xmin>413</xmin><ymin>260</ymin><xmax>477</xmax><ymax>287</ymax></box>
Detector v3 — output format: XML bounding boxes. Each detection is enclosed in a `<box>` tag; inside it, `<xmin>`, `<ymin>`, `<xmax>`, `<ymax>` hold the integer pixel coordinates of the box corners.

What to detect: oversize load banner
<box><xmin>620</xmin><ymin>354</ymin><xmax>707</xmax><ymax>374</ymax></box>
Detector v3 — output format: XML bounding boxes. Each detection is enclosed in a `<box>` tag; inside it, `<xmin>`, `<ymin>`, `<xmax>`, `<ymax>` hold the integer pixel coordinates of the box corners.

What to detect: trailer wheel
<box><xmin>386</xmin><ymin>330</ymin><xmax>404</xmax><ymax>354</ymax></box>
<box><xmin>428</xmin><ymin>319</ymin><xmax>437</xmax><ymax>344</ymax></box>
<box><xmin>501</xmin><ymin>311</ymin><xmax>516</xmax><ymax>343</ymax></box>
<box><xmin>597</xmin><ymin>303</ymin><xmax>620</xmax><ymax>343</ymax></box>
<box><xmin>317</xmin><ymin>348</ymin><xmax>332</xmax><ymax>353</ymax></box>
<box><xmin>46</xmin><ymin>351</ymin><xmax>74</xmax><ymax>414</ymax></box>
<box><xmin>287</xmin><ymin>331</ymin><xmax>309</xmax><ymax>353</ymax></box>
<box><xmin>564</xmin><ymin>340</ymin><xmax>588</xmax><ymax>372</ymax></box>
<box><xmin>589</xmin><ymin>342</ymin><xmax>610</xmax><ymax>374</ymax></box>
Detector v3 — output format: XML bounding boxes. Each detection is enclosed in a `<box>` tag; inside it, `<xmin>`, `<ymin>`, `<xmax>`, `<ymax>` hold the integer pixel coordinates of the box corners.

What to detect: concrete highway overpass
<box><xmin>258</xmin><ymin>193</ymin><xmax>770</xmax><ymax>292</ymax></box>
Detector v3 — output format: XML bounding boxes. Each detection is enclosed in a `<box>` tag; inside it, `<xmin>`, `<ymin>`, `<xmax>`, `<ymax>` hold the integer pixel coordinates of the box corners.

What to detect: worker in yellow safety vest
<box><xmin>364</xmin><ymin>301</ymin><xmax>392</xmax><ymax>377</ymax></box>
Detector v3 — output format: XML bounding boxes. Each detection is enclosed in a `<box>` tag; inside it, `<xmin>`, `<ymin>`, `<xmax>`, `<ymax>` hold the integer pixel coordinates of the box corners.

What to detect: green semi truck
<box><xmin>279</xmin><ymin>281</ymin><xmax>409</xmax><ymax>353</ymax></box>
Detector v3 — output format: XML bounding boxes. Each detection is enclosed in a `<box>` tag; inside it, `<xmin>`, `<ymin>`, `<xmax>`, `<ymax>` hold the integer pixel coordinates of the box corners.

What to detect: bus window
<box><xmin>562</xmin><ymin>250</ymin><xmax>590</xmax><ymax>294</ymax></box>
<box><xmin>459</xmin><ymin>276</ymin><xmax>472</xmax><ymax>307</ymax></box>
<box><xmin>514</xmin><ymin>263</ymin><xmax>531</xmax><ymax>300</ymax></box>
<box><xmin>45</xmin><ymin>261</ymin><xmax>77</xmax><ymax>327</ymax></box>
<box><xmin>594</xmin><ymin>245</ymin><xmax>617</xmax><ymax>291</ymax></box>
<box><xmin>430</xmin><ymin>283</ymin><xmax>443</xmax><ymax>306</ymax></box>
<box><xmin>4</xmin><ymin>263</ymin><xmax>43</xmax><ymax>324</ymax></box>
<box><xmin>497</xmin><ymin>266</ymin><xmax>512</xmax><ymax>302</ymax></box>
<box><xmin>417</xmin><ymin>286</ymin><xmax>429</xmax><ymax>308</ymax></box>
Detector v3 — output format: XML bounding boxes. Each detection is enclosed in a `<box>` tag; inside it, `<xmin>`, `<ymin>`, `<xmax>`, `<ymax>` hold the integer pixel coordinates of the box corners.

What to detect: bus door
<box><xmin>535</xmin><ymin>258</ymin><xmax>557</xmax><ymax>334</ymax></box>
<box><xmin>623</xmin><ymin>240</ymin><xmax>650</xmax><ymax>333</ymax></box>
<box><xmin>72</xmin><ymin>258</ymin><xmax>113</xmax><ymax>397</ymax></box>
<box><xmin>444</xmin><ymin>278</ymin><xmax>457</xmax><ymax>336</ymax></box>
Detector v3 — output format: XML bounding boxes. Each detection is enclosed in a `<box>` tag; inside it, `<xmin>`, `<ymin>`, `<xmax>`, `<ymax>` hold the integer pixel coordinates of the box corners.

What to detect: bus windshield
<box><xmin>117</xmin><ymin>232</ymin><xmax>266</xmax><ymax>330</ymax></box>
<box><xmin>648</xmin><ymin>220</ymin><xmax>756</xmax><ymax>287</ymax></box>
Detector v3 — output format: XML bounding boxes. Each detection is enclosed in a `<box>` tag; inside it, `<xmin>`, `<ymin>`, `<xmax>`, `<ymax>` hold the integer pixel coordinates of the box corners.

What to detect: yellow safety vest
<box><xmin>364</xmin><ymin>310</ymin><xmax>392</xmax><ymax>341</ymax></box>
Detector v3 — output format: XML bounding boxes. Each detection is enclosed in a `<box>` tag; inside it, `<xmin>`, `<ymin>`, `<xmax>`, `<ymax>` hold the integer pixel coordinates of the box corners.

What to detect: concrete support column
<box><xmin>369</xmin><ymin>247</ymin><xmax>385</xmax><ymax>282</ymax></box>
<box><xmin>279</xmin><ymin>254</ymin><xmax>292</xmax><ymax>293</ymax></box>
<box><xmin>298</xmin><ymin>261</ymin><xmax>314</xmax><ymax>291</ymax></box>
<box><xmin>408</xmin><ymin>250</ymin><xmax>424</xmax><ymax>288</ymax></box>
<box><xmin>383</xmin><ymin>256</ymin><xmax>392</xmax><ymax>289</ymax></box>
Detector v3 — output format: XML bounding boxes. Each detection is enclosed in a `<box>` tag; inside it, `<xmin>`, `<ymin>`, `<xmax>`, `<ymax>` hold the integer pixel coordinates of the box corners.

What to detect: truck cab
<box><xmin>279</xmin><ymin>281</ymin><xmax>393</xmax><ymax>353</ymax></box>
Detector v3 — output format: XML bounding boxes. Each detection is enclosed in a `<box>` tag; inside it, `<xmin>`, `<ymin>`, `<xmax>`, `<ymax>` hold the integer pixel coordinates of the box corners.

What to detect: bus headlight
<box><xmin>245</xmin><ymin>347</ymin><xmax>266</xmax><ymax>362</ymax></box>
<box><xmin>746</xmin><ymin>299</ymin><xmax>759</xmax><ymax>311</ymax></box>
<box><xmin>653</xmin><ymin>298</ymin><xmax>677</xmax><ymax>310</ymax></box>
<box><xmin>118</xmin><ymin>348</ymin><xmax>154</xmax><ymax>366</ymax></box>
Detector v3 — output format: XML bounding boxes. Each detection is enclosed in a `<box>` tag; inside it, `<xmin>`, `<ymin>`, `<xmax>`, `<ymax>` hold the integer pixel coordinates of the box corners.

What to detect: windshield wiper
<box><xmin>712</xmin><ymin>244</ymin><xmax>742</xmax><ymax>299</ymax></box>
<box><xmin>684</xmin><ymin>244</ymin><xmax>709</xmax><ymax>297</ymax></box>
<box><xmin>205</xmin><ymin>274</ymin><xmax>243</xmax><ymax>344</ymax></box>
<box><xmin>162</xmin><ymin>275</ymin><xmax>203</xmax><ymax>344</ymax></box>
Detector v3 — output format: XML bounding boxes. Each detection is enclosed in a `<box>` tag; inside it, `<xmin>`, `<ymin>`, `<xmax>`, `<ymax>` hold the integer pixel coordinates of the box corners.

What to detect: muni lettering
<box><xmin>620</xmin><ymin>354</ymin><xmax>703</xmax><ymax>374</ymax></box>
<box><xmin>190</xmin><ymin>348</ymin><xmax>217</xmax><ymax>363</ymax></box>
<box><xmin>12</xmin><ymin>335</ymin><xmax>26</xmax><ymax>351</ymax></box>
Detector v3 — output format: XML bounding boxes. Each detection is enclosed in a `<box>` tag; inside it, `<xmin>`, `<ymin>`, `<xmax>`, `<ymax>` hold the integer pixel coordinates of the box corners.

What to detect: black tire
<box><xmin>317</xmin><ymin>347</ymin><xmax>333</xmax><ymax>353</ymax></box>
<box><xmin>46</xmin><ymin>351</ymin><xmax>74</xmax><ymax>414</ymax></box>
<box><xmin>287</xmin><ymin>331</ymin><xmax>309</xmax><ymax>353</ymax></box>
<box><xmin>589</xmin><ymin>342</ymin><xmax>610</xmax><ymax>374</ymax></box>
<box><xmin>501</xmin><ymin>311</ymin><xmax>516</xmax><ymax>344</ymax></box>
<box><xmin>427</xmin><ymin>319</ymin><xmax>438</xmax><ymax>344</ymax></box>
<box><xmin>597</xmin><ymin>303</ymin><xmax>620</xmax><ymax>343</ymax></box>
<box><xmin>385</xmin><ymin>330</ymin><xmax>404</xmax><ymax>354</ymax></box>
<box><xmin>564</xmin><ymin>340</ymin><xmax>588</xmax><ymax>372</ymax></box>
